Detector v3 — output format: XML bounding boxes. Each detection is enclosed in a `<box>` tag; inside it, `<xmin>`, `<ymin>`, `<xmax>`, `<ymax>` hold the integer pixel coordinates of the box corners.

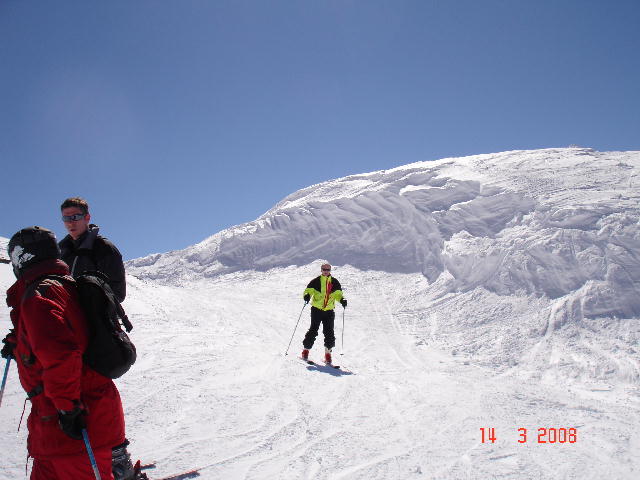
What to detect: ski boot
<box><xmin>301</xmin><ymin>349</ymin><xmax>310</xmax><ymax>361</ymax></box>
<box><xmin>112</xmin><ymin>440</ymin><xmax>134</xmax><ymax>480</ymax></box>
<box><xmin>324</xmin><ymin>347</ymin><xmax>332</xmax><ymax>365</ymax></box>
<box><xmin>112</xmin><ymin>439</ymin><xmax>148</xmax><ymax>480</ymax></box>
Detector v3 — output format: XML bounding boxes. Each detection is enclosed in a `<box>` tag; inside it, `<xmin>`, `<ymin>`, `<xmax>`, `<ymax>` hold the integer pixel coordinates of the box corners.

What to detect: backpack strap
<box><xmin>22</xmin><ymin>274</ymin><xmax>73</xmax><ymax>302</ymax></box>
<box><xmin>30</xmin><ymin>273</ymin><xmax>133</xmax><ymax>333</ymax></box>
<box><xmin>101</xmin><ymin>280</ymin><xmax>133</xmax><ymax>333</ymax></box>
<box><xmin>27</xmin><ymin>384</ymin><xmax>44</xmax><ymax>399</ymax></box>
<box><xmin>77</xmin><ymin>273</ymin><xmax>133</xmax><ymax>333</ymax></box>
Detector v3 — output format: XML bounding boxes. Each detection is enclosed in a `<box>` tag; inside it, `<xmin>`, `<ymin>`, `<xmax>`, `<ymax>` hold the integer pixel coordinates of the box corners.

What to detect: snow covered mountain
<box><xmin>0</xmin><ymin>236</ymin><xmax>9</xmax><ymax>263</ymax></box>
<box><xmin>129</xmin><ymin>147</ymin><xmax>640</xmax><ymax>319</ymax></box>
<box><xmin>2</xmin><ymin>149</ymin><xmax>640</xmax><ymax>479</ymax></box>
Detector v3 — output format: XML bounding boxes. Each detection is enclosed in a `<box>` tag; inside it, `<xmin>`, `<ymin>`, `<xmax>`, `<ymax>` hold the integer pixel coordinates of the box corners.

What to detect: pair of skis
<box><xmin>300</xmin><ymin>356</ymin><xmax>355</xmax><ymax>375</ymax></box>
<box><xmin>301</xmin><ymin>357</ymin><xmax>341</xmax><ymax>369</ymax></box>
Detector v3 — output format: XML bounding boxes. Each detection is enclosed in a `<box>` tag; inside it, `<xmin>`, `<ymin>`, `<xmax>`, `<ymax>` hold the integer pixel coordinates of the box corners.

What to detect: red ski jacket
<box><xmin>6</xmin><ymin>259</ymin><xmax>125</xmax><ymax>459</ymax></box>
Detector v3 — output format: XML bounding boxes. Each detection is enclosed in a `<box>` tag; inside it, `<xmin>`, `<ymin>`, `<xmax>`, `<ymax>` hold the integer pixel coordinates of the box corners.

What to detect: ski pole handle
<box><xmin>0</xmin><ymin>356</ymin><xmax>11</xmax><ymax>408</ymax></box>
<box><xmin>82</xmin><ymin>429</ymin><xmax>102</xmax><ymax>480</ymax></box>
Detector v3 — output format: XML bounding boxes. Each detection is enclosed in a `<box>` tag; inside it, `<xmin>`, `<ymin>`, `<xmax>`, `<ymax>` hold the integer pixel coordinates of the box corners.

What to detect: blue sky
<box><xmin>1</xmin><ymin>0</ymin><xmax>639</xmax><ymax>260</ymax></box>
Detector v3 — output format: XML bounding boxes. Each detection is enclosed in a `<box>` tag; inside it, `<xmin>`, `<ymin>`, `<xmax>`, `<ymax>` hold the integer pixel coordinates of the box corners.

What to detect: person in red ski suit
<box><xmin>2</xmin><ymin>226</ymin><xmax>126</xmax><ymax>480</ymax></box>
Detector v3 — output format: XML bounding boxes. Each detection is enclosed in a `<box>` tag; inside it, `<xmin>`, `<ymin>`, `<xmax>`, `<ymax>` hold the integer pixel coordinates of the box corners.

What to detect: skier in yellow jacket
<box><xmin>301</xmin><ymin>263</ymin><xmax>347</xmax><ymax>364</ymax></box>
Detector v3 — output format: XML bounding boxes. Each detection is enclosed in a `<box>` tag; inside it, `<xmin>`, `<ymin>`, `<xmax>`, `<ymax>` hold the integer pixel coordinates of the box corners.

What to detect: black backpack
<box><xmin>47</xmin><ymin>272</ymin><xmax>137</xmax><ymax>379</ymax></box>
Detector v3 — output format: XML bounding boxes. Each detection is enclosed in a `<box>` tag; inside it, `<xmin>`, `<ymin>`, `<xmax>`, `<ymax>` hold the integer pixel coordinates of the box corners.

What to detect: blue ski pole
<box><xmin>0</xmin><ymin>356</ymin><xmax>11</xmax><ymax>408</ymax></box>
<box><xmin>82</xmin><ymin>428</ymin><xmax>102</xmax><ymax>480</ymax></box>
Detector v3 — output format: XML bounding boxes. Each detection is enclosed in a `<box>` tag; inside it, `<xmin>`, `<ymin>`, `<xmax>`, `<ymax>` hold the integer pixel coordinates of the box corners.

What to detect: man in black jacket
<box><xmin>58</xmin><ymin>197</ymin><xmax>126</xmax><ymax>302</ymax></box>
<box><xmin>58</xmin><ymin>197</ymin><xmax>136</xmax><ymax>479</ymax></box>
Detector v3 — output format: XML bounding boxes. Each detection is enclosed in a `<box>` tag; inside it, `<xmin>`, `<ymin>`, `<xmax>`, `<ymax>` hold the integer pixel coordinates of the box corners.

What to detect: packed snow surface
<box><xmin>2</xmin><ymin>148</ymin><xmax>640</xmax><ymax>479</ymax></box>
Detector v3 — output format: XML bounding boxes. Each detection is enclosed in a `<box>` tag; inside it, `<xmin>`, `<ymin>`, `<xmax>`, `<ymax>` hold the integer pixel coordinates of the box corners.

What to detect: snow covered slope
<box><xmin>127</xmin><ymin>148</ymin><xmax>640</xmax><ymax>383</ymax></box>
<box><xmin>4</xmin><ymin>263</ymin><xmax>637</xmax><ymax>479</ymax></box>
<box><xmin>0</xmin><ymin>236</ymin><xmax>12</xmax><ymax>288</ymax></box>
<box><xmin>0</xmin><ymin>236</ymin><xmax>9</xmax><ymax>264</ymax></box>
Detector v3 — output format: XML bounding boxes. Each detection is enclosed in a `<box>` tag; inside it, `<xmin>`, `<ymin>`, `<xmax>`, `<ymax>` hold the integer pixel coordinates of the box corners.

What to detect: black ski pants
<box><xmin>303</xmin><ymin>307</ymin><xmax>335</xmax><ymax>350</ymax></box>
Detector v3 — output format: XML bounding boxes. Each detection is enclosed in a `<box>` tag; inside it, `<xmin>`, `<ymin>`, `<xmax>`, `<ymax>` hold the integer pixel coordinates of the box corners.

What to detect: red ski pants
<box><xmin>31</xmin><ymin>449</ymin><xmax>114</xmax><ymax>480</ymax></box>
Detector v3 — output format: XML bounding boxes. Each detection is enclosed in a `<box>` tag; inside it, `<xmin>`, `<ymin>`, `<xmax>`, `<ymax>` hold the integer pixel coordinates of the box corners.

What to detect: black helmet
<box><xmin>7</xmin><ymin>226</ymin><xmax>60</xmax><ymax>278</ymax></box>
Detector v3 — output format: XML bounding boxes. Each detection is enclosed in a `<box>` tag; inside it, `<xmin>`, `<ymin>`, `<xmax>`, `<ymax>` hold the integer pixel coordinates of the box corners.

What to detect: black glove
<box><xmin>340</xmin><ymin>298</ymin><xmax>347</xmax><ymax>308</ymax></box>
<box><xmin>1</xmin><ymin>330</ymin><xmax>16</xmax><ymax>359</ymax></box>
<box><xmin>58</xmin><ymin>402</ymin><xmax>87</xmax><ymax>440</ymax></box>
<box><xmin>303</xmin><ymin>294</ymin><xmax>310</xmax><ymax>303</ymax></box>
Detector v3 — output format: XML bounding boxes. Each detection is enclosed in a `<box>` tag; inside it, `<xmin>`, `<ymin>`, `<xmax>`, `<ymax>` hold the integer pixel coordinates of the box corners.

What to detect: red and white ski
<box><xmin>300</xmin><ymin>356</ymin><xmax>341</xmax><ymax>369</ymax></box>
<box><xmin>136</xmin><ymin>462</ymin><xmax>200</xmax><ymax>480</ymax></box>
<box><xmin>154</xmin><ymin>469</ymin><xmax>200</xmax><ymax>480</ymax></box>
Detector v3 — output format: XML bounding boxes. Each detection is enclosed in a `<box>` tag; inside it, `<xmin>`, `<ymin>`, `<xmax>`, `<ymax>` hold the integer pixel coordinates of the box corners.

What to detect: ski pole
<box><xmin>82</xmin><ymin>428</ymin><xmax>102</xmax><ymax>480</ymax></box>
<box><xmin>0</xmin><ymin>356</ymin><xmax>11</xmax><ymax>408</ymax></box>
<box><xmin>284</xmin><ymin>302</ymin><xmax>307</xmax><ymax>355</ymax></box>
<box><xmin>340</xmin><ymin>308</ymin><xmax>345</xmax><ymax>356</ymax></box>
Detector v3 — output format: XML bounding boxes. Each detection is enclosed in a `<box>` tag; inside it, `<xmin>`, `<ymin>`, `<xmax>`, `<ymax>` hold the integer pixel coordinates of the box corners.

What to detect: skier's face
<box><xmin>62</xmin><ymin>206</ymin><xmax>90</xmax><ymax>240</ymax></box>
<box><xmin>321</xmin><ymin>265</ymin><xmax>332</xmax><ymax>276</ymax></box>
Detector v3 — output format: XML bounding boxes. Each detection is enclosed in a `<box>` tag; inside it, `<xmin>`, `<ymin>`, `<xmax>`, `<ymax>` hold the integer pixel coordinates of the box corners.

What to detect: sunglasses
<box><xmin>322</xmin><ymin>268</ymin><xmax>331</xmax><ymax>272</ymax></box>
<box><xmin>62</xmin><ymin>213</ymin><xmax>86</xmax><ymax>222</ymax></box>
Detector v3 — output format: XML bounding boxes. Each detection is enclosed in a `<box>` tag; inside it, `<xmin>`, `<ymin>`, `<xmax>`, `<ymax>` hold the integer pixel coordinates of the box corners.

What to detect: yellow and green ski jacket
<box><xmin>303</xmin><ymin>275</ymin><xmax>344</xmax><ymax>311</ymax></box>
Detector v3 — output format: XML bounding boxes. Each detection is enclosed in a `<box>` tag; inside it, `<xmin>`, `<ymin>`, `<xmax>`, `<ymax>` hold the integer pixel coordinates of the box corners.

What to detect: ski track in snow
<box><xmin>1</xmin><ymin>148</ymin><xmax>640</xmax><ymax>479</ymax></box>
<box><xmin>3</xmin><ymin>264</ymin><xmax>637</xmax><ymax>479</ymax></box>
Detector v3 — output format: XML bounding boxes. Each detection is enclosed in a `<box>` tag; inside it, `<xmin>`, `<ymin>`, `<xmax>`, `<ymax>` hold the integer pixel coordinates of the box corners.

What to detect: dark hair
<box><xmin>60</xmin><ymin>197</ymin><xmax>89</xmax><ymax>215</ymax></box>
